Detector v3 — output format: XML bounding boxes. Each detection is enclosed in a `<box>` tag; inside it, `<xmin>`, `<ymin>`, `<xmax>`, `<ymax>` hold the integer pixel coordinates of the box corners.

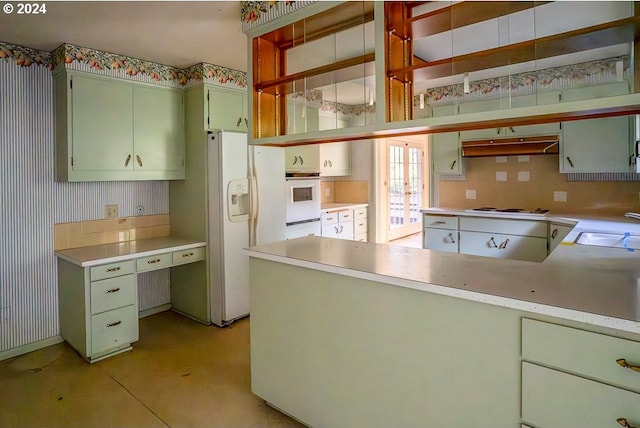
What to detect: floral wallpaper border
<box><xmin>241</xmin><ymin>1</ymin><xmax>317</xmax><ymax>32</ymax></box>
<box><xmin>416</xmin><ymin>56</ymin><xmax>629</xmax><ymax>106</ymax></box>
<box><xmin>0</xmin><ymin>40</ymin><xmax>247</xmax><ymax>90</ymax></box>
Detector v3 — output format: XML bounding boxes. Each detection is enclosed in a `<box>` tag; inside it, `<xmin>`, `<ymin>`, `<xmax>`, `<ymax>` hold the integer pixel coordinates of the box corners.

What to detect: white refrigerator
<box><xmin>207</xmin><ymin>131</ymin><xmax>286</xmax><ymax>326</ymax></box>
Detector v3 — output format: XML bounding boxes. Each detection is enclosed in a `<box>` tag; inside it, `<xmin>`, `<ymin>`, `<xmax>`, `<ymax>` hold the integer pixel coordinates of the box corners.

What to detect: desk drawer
<box><xmin>90</xmin><ymin>260</ymin><xmax>135</xmax><ymax>281</ymax></box>
<box><xmin>522</xmin><ymin>319</ymin><xmax>640</xmax><ymax>393</ymax></box>
<box><xmin>91</xmin><ymin>305</ymin><xmax>138</xmax><ymax>356</ymax></box>
<box><xmin>91</xmin><ymin>274</ymin><xmax>136</xmax><ymax>315</ymax></box>
<box><xmin>172</xmin><ymin>247</ymin><xmax>205</xmax><ymax>266</ymax></box>
<box><xmin>136</xmin><ymin>253</ymin><xmax>172</xmax><ymax>272</ymax></box>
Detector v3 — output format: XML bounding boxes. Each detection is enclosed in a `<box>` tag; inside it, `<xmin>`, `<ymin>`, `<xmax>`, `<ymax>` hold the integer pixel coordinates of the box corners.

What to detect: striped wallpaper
<box><xmin>0</xmin><ymin>59</ymin><xmax>170</xmax><ymax>354</ymax></box>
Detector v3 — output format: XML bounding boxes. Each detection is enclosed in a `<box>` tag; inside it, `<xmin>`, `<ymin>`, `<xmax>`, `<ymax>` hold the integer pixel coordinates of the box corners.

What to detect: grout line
<box><xmin>109</xmin><ymin>375</ymin><xmax>172</xmax><ymax>428</ymax></box>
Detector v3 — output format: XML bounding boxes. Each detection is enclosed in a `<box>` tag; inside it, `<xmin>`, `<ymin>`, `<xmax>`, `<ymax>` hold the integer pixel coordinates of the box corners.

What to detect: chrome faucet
<box><xmin>624</xmin><ymin>212</ymin><xmax>640</xmax><ymax>221</ymax></box>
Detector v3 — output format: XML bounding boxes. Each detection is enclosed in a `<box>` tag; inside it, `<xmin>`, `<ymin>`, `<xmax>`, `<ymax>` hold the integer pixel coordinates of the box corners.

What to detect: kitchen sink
<box><xmin>574</xmin><ymin>232</ymin><xmax>640</xmax><ymax>250</ymax></box>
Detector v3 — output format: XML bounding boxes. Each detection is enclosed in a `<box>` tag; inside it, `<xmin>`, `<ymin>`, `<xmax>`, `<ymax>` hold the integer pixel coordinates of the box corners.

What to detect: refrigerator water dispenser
<box><xmin>227</xmin><ymin>178</ymin><xmax>250</xmax><ymax>222</ymax></box>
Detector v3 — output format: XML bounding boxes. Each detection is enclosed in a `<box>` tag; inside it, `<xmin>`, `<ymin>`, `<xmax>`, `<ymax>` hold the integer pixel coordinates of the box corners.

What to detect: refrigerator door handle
<box><xmin>249</xmin><ymin>170</ymin><xmax>259</xmax><ymax>247</ymax></box>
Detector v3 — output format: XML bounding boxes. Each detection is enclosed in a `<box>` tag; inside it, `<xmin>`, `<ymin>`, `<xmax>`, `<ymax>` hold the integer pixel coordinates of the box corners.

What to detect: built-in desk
<box><xmin>55</xmin><ymin>237</ymin><xmax>206</xmax><ymax>363</ymax></box>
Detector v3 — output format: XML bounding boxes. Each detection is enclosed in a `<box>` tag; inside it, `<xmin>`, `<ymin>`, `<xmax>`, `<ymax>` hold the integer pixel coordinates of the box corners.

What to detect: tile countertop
<box><xmin>246</xmin><ymin>235</ymin><xmax>640</xmax><ymax>335</ymax></box>
<box><xmin>55</xmin><ymin>237</ymin><xmax>206</xmax><ymax>268</ymax></box>
<box><xmin>321</xmin><ymin>202</ymin><xmax>368</xmax><ymax>212</ymax></box>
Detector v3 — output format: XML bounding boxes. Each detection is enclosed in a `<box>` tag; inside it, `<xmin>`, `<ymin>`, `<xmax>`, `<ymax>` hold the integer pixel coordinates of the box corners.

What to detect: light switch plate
<box><xmin>518</xmin><ymin>171</ymin><xmax>530</xmax><ymax>182</ymax></box>
<box><xmin>496</xmin><ymin>171</ymin><xmax>507</xmax><ymax>182</ymax></box>
<box><xmin>465</xmin><ymin>189</ymin><xmax>477</xmax><ymax>200</ymax></box>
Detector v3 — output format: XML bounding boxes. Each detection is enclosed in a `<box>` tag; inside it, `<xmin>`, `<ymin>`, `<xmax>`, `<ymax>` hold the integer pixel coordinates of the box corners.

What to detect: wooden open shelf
<box><xmin>388</xmin><ymin>16</ymin><xmax>640</xmax><ymax>83</ymax></box>
<box><xmin>255</xmin><ymin>53</ymin><xmax>375</xmax><ymax>96</ymax></box>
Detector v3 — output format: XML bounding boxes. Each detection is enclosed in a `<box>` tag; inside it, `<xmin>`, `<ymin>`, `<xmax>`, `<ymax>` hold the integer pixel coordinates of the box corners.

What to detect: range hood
<box><xmin>461</xmin><ymin>135</ymin><xmax>559</xmax><ymax>157</ymax></box>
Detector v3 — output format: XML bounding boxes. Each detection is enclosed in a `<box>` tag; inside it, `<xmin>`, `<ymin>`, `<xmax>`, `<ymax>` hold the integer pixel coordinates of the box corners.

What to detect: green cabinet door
<box><xmin>71</xmin><ymin>75</ymin><xmax>133</xmax><ymax>171</ymax></box>
<box><xmin>133</xmin><ymin>86</ymin><xmax>185</xmax><ymax>174</ymax></box>
<box><xmin>207</xmin><ymin>86</ymin><xmax>247</xmax><ymax>132</ymax></box>
<box><xmin>432</xmin><ymin>132</ymin><xmax>462</xmax><ymax>174</ymax></box>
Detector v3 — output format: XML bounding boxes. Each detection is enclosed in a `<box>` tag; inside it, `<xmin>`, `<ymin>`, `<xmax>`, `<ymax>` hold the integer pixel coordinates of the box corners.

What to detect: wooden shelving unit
<box><xmin>252</xmin><ymin>2</ymin><xmax>375</xmax><ymax>139</ymax></box>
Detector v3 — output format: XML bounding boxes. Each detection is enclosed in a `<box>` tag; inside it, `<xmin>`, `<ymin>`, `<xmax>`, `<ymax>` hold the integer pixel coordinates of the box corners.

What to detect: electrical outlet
<box><xmin>105</xmin><ymin>204</ymin><xmax>118</xmax><ymax>219</ymax></box>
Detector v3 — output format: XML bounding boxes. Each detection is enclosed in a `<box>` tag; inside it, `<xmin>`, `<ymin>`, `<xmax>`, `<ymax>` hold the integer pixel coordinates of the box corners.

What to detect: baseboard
<box><xmin>138</xmin><ymin>303</ymin><xmax>172</xmax><ymax>319</ymax></box>
<box><xmin>0</xmin><ymin>335</ymin><xmax>64</xmax><ymax>362</ymax></box>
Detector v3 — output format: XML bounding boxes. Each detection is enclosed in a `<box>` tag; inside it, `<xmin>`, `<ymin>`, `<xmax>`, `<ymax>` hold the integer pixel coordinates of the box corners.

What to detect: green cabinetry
<box><xmin>560</xmin><ymin>82</ymin><xmax>632</xmax><ymax>173</ymax></box>
<box><xmin>54</xmin><ymin>71</ymin><xmax>185</xmax><ymax>181</ymax></box>
<box><xmin>206</xmin><ymin>85</ymin><xmax>248</xmax><ymax>132</ymax></box>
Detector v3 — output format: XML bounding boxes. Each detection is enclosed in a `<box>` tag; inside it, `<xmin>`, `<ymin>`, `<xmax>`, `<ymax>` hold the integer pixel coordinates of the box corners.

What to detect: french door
<box><xmin>388</xmin><ymin>140</ymin><xmax>424</xmax><ymax>240</ymax></box>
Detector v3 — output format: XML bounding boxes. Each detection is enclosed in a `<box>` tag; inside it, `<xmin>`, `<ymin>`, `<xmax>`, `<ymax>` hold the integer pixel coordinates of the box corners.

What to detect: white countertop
<box><xmin>246</xmin><ymin>236</ymin><xmax>640</xmax><ymax>334</ymax></box>
<box><xmin>321</xmin><ymin>202</ymin><xmax>368</xmax><ymax>212</ymax></box>
<box><xmin>55</xmin><ymin>237</ymin><xmax>206</xmax><ymax>267</ymax></box>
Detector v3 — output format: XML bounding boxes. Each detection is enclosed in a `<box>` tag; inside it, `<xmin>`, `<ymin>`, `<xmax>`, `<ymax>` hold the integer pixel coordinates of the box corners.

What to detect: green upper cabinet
<box><xmin>134</xmin><ymin>86</ymin><xmax>185</xmax><ymax>173</ymax></box>
<box><xmin>560</xmin><ymin>82</ymin><xmax>632</xmax><ymax>173</ymax></box>
<box><xmin>55</xmin><ymin>71</ymin><xmax>185</xmax><ymax>181</ymax></box>
<box><xmin>206</xmin><ymin>85</ymin><xmax>248</xmax><ymax>132</ymax></box>
<box><xmin>431</xmin><ymin>105</ymin><xmax>463</xmax><ymax>174</ymax></box>
<box><xmin>69</xmin><ymin>75</ymin><xmax>134</xmax><ymax>173</ymax></box>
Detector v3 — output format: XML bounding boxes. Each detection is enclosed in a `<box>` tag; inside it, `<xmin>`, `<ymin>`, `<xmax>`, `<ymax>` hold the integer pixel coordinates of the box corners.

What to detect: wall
<box><xmin>438</xmin><ymin>155</ymin><xmax>640</xmax><ymax>216</ymax></box>
<box><xmin>0</xmin><ymin>57</ymin><xmax>170</xmax><ymax>357</ymax></box>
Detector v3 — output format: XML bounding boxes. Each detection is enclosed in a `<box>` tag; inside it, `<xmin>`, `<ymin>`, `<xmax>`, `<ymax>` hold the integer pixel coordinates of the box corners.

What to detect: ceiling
<box><xmin>0</xmin><ymin>1</ymin><xmax>248</xmax><ymax>71</ymax></box>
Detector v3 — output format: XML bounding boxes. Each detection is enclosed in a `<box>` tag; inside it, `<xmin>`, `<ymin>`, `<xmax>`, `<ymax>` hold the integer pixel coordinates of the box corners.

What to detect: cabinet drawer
<box><xmin>91</xmin><ymin>305</ymin><xmax>138</xmax><ymax>356</ymax></box>
<box><xmin>90</xmin><ymin>260</ymin><xmax>135</xmax><ymax>281</ymax></box>
<box><xmin>172</xmin><ymin>247</ymin><xmax>205</xmax><ymax>266</ymax></box>
<box><xmin>354</xmin><ymin>232</ymin><xmax>367</xmax><ymax>242</ymax></box>
<box><xmin>522</xmin><ymin>362</ymin><xmax>640</xmax><ymax>428</ymax></box>
<box><xmin>136</xmin><ymin>252</ymin><xmax>172</xmax><ymax>272</ymax></box>
<box><xmin>459</xmin><ymin>231</ymin><xmax>547</xmax><ymax>262</ymax></box>
<box><xmin>522</xmin><ymin>319</ymin><xmax>640</xmax><ymax>393</ymax></box>
<box><xmin>338</xmin><ymin>210</ymin><xmax>353</xmax><ymax>222</ymax></box>
<box><xmin>424</xmin><ymin>228</ymin><xmax>458</xmax><ymax>253</ymax></box>
<box><xmin>354</xmin><ymin>219</ymin><xmax>367</xmax><ymax>234</ymax></box>
<box><xmin>354</xmin><ymin>207</ymin><xmax>367</xmax><ymax>219</ymax></box>
<box><xmin>423</xmin><ymin>215</ymin><xmax>458</xmax><ymax>230</ymax></box>
<box><xmin>459</xmin><ymin>217</ymin><xmax>547</xmax><ymax>237</ymax></box>
<box><xmin>321</xmin><ymin>212</ymin><xmax>339</xmax><ymax>226</ymax></box>
<box><xmin>91</xmin><ymin>274</ymin><xmax>136</xmax><ymax>315</ymax></box>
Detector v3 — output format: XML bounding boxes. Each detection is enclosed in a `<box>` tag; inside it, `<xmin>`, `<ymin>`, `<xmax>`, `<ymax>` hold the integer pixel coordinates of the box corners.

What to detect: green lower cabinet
<box><xmin>522</xmin><ymin>362</ymin><xmax>640</xmax><ymax>428</ymax></box>
<box><xmin>55</xmin><ymin>71</ymin><xmax>185</xmax><ymax>181</ymax></box>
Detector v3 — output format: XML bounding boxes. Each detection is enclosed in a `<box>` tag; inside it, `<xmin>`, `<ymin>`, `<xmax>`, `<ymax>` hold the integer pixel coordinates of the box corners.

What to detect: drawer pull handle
<box><xmin>432</xmin><ymin>221</ymin><xmax>446</xmax><ymax>225</ymax></box>
<box><xmin>147</xmin><ymin>258</ymin><xmax>161</xmax><ymax>264</ymax></box>
<box><xmin>617</xmin><ymin>418</ymin><xmax>638</xmax><ymax>428</ymax></box>
<box><xmin>499</xmin><ymin>238</ymin><xmax>510</xmax><ymax>249</ymax></box>
<box><xmin>551</xmin><ymin>228</ymin><xmax>558</xmax><ymax>239</ymax></box>
<box><xmin>105</xmin><ymin>288</ymin><xmax>121</xmax><ymax>294</ymax></box>
<box><xmin>106</xmin><ymin>267</ymin><xmax>121</xmax><ymax>272</ymax></box>
<box><xmin>488</xmin><ymin>237</ymin><xmax>498</xmax><ymax>248</ymax></box>
<box><xmin>182</xmin><ymin>252</ymin><xmax>194</xmax><ymax>258</ymax></box>
<box><xmin>447</xmin><ymin>232</ymin><xmax>456</xmax><ymax>244</ymax></box>
<box><xmin>106</xmin><ymin>321</ymin><xmax>122</xmax><ymax>328</ymax></box>
<box><xmin>617</xmin><ymin>358</ymin><xmax>640</xmax><ymax>372</ymax></box>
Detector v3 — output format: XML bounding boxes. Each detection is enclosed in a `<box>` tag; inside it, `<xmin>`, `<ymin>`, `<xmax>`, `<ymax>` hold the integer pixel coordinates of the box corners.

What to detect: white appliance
<box><xmin>285</xmin><ymin>176</ymin><xmax>322</xmax><ymax>239</ymax></box>
<box><xmin>207</xmin><ymin>131</ymin><xmax>286</xmax><ymax>326</ymax></box>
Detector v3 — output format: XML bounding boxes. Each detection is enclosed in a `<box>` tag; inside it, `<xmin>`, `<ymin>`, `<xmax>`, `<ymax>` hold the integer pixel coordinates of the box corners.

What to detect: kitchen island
<box><xmin>246</xmin><ymin>235</ymin><xmax>640</xmax><ymax>428</ymax></box>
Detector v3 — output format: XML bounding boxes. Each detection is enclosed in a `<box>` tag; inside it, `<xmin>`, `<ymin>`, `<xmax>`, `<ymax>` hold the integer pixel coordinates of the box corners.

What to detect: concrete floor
<box><xmin>0</xmin><ymin>312</ymin><xmax>305</xmax><ymax>428</ymax></box>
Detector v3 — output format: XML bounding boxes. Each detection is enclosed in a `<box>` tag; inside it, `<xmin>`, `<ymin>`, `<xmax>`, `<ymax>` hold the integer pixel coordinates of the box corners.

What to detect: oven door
<box><xmin>285</xmin><ymin>178</ymin><xmax>321</xmax><ymax>224</ymax></box>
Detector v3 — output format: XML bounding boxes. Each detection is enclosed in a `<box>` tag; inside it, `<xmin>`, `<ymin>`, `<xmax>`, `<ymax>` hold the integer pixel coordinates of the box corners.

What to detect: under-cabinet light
<box><xmin>463</xmin><ymin>73</ymin><xmax>470</xmax><ymax>94</ymax></box>
<box><xmin>369</xmin><ymin>89</ymin><xmax>374</xmax><ymax>106</ymax></box>
<box><xmin>419</xmin><ymin>93</ymin><xmax>425</xmax><ymax>110</ymax></box>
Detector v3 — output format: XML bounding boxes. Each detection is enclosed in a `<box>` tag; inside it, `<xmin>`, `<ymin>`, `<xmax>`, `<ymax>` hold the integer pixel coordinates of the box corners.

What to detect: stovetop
<box><xmin>464</xmin><ymin>207</ymin><xmax>549</xmax><ymax>216</ymax></box>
